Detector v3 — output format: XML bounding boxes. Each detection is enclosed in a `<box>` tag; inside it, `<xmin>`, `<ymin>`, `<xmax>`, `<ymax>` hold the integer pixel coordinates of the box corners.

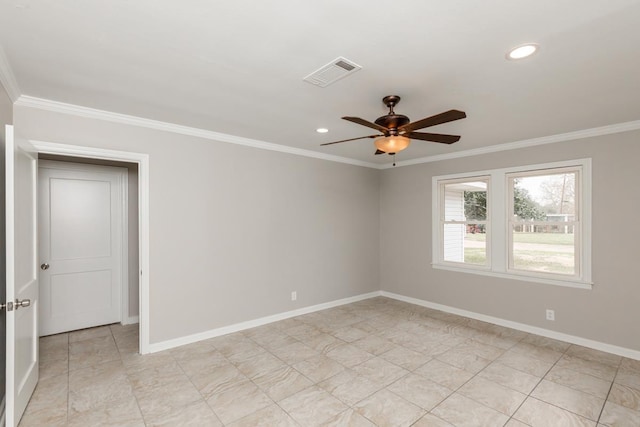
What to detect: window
<box><xmin>508</xmin><ymin>169</ymin><xmax>580</xmax><ymax>278</ymax></box>
<box><xmin>440</xmin><ymin>177</ymin><xmax>490</xmax><ymax>267</ymax></box>
<box><xmin>433</xmin><ymin>159</ymin><xmax>591</xmax><ymax>288</ymax></box>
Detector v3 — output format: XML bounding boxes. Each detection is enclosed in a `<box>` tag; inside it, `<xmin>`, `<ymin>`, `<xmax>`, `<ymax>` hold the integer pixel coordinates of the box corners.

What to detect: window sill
<box><xmin>432</xmin><ymin>263</ymin><xmax>593</xmax><ymax>290</ymax></box>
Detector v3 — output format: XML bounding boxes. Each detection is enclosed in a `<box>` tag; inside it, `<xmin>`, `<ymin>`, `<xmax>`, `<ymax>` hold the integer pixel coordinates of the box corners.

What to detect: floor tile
<box><xmin>412</xmin><ymin>413</ymin><xmax>455</xmax><ymax>426</ymax></box>
<box><xmin>352</xmin><ymin>356</ymin><xmax>409</xmax><ymax>386</ymax></box>
<box><xmin>531</xmin><ymin>379</ymin><xmax>605</xmax><ymax>421</ymax></box>
<box><xmin>144</xmin><ymin>400</ymin><xmax>221</xmax><ymax>427</ymax></box>
<box><xmin>189</xmin><ymin>363</ymin><xmax>250</xmax><ymax>399</ymax></box>
<box><xmin>332</xmin><ymin>325</ymin><xmax>370</xmax><ymax>342</ymax></box>
<box><xmin>436</xmin><ymin>347</ymin><xmax>492</xmax><ymax>374</ymax></box>
<box><xmin>608</xmin><ymin>383</ymin><xmax>640</xmax><ymax>412</ymax></box>
<box><xmin>175</xmin><ymin>349</ymin><xmax>228</xmax><ymax>378</ymax></box>
<box><xmin>22</xmin><ymin>301</ymin><xmax>640</xmax><ymax>427</ymax></box>
<box><xmin>458</xmin><ymin>376</ymin><xmax>527</xmax><ymax>415</ymax></box>
<box><xmin>599</xmin><ymin>401</ymin><xmax>640</xmax><ymax>426</ymax></box>
<box><xmin>326</xmin><ymin>343</ymin><xmax>375</xmax><ymax>368</ymax></box>
<box><xmin>556</xmin><ymin>355</ymin><xmax>617</xmax><ymax>381</ymax></box>
<box><xmin>354</xmin><ymin>389</ymin><xmax>425</xmax><ymax>427</ymax></box>
<box><xmin>69</xmin><ymin>325</ymin><xmax>113</xmax><ymax>343</ymax></box>
<box><xmin>379</xmin><ymin>345</ymin><xmax>430</xmax><ymax>371</ymax></box>
<box><xmin>293</xmin><ymin>354</ymin><xmax>346</xmax><ymax>383</ymax></box>
<box><xmin>135</xmin><ymin>378</ymin><xmax>203</xmax><ymax>421</ymax></box>
<box><xmin>387</xmin><ymin>372</ymin><xmax>452</xmax><ymax>410</ymax></box>
<box><xmin>431</xmin><ymin>392</ymin><xmax>510</xmax><ymax>427</ymax></box>
<box><xmin>226</xmin><ymin>404</ymin><xmax>296</xmax><ymax>427</ymax></box>
<box><xmin>510</xmin><ymin>341</ymin><xmax>564</xmax><ymax>363</ymax></box>
<box><xmin>318</xmin><ymin>369</ymin><xmax>384</xmax><ymax>407</ymax></box>
<box><xmin>234</xmin><ymin>351</ymin><xmax>287</xmax><ymax>379</ymax></box>
<box><xmin>67</xmin><ymin>395</ymin><xmax>144</xmax><ymax>427</ymax></box>
<box><xmin>206</xmin><ymin>380</ymin><xmax>273</xmax><ymax>424</ymax></box>
<box><xmin>545</xmin><ymin>365</ymin><xmax>612</xmax><ymax>399</ymax></box>
<box><xmin>270</xmin><ymin>341</ymin><xmax>319</xmax><ymax>364</ymax></box>
<box><xmin>497</xmin><ymin>349</ymin><xmax>556</xmax><ymax>377</ymax></box>
<box><xmin>323</xmin><ymin>408</ymin><xmax>376</xmax><ymax>426</ymax></box>
<box><xmin>19</xmin><ymin>374</ymin><xmax>68</xmax><ymax>425</ymax></box>
<box><xmin>415</xmin><ymin>359</ymin><xmax>474</xmax><ymax>389</ymax></box>
<box><xmin>478</xmin><ymin>361</ymin><xmax>541</xmax><ymax>394</ymax></box>
<box><xmin>353</xmin><ymin>335</ymin><xmax>397</xmax><ymax>355</ymax></box>
<box><xmin>301</xmin><ymin>332</ymin><xmax>344</xmax><ymax>354</ymax></box>
<box><xmin>249</xmin><ymin>366</ymin><xmax>310</xmax><ymax>402</ymax></box>
<box><xmin>514</xmin><ymin>397</ymin><xmax>596</xmax><ymax>426</ymax></box>
<box><xmin>565</xmin><ymin>345</ymin><xmax>622</xmax><ymax>368</ymax></box>
<box><xmin>68</xmin><ymin>359</ymin><xmax>134</xmax><ymax>415</ymax></box>
<box><xmin>280</xmin><ymin>386</ymin><xmax>349</xmax><ymax>427</ymax></box>
<box><xmin>521</xmin><ymin>334</ymin><xmax>571</xmax><ymax>352</ymax></box>
<box><xmin>68</xmin><ymin>334</ymin><xmax>121</xmax><ymax>370</ymax></box>
<box><xmin>615</xmin><ymin>368</ymin><xmax>640</xmax><ymax>391</ymax></box>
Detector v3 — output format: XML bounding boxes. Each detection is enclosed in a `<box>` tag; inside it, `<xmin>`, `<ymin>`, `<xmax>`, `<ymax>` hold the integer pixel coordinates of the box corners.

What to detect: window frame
<box><xmin>432</xmin><ymin>159</ymin><xmax>592</xmax><ymax>289</ymax></box>
<box><xmin>438</xmin><ymin>176</ymin><xmax>491</xmax><ymax>270</ymax></box>
<box><xmin>507</xmin><ymin>167</ymin><xmax>582</xmax><ymax>281</ymax></box>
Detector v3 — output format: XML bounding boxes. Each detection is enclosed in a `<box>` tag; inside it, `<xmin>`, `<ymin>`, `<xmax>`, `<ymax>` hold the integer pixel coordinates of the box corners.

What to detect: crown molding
<box><xmin>15</xmin><ymin>95</ymin><xmax>640</xmax><ymax>171</ymax></box>
<box><xmin>15</xmin><ymin>95</ymin><xmax>380</xmax><ymax>169</ymax></box>
<box><xmin>381</xmin><ymin>119</ymin><xmax>640</xmax><ymax>169</ymax></box>
<box><xmin>0</xmin><ymin>44</ymin><xmax>21</xmax><ymax>102</ymax></box>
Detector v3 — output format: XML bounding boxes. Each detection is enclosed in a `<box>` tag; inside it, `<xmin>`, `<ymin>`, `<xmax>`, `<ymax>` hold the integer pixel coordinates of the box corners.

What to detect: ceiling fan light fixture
<box><xmin>375</xmin><ymin>135</ymin><xmax>411</xmax><ymax>153</ymax></box>
<box><xmin>507</xmin><ymin>43</ymin><xmax>539</xmax><ymax>60</ymax></box>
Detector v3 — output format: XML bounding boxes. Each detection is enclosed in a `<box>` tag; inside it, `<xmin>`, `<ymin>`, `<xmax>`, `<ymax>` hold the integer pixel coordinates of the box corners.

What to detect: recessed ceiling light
<box><xmin>506</xmin><ymin>44</ymin><xmax>539</xmax><ymax>60</ymax></box>
<box><xmin>316</xmin><ymin>128</ymin><xmax>329</xmax><ymax>133</ymax></box>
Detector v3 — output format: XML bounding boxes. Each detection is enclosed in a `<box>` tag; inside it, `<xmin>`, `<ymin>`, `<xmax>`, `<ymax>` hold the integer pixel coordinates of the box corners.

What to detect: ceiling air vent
<box><xmin>303</xmin><ymin>57</ymin><xmax>362</xmax><ymax>88</ymax></box>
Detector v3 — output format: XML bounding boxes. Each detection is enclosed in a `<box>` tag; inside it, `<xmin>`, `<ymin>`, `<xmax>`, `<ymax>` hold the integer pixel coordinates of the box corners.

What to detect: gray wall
<box><xmin>14</xmin><ymin>105</ymin><xmax>381</xmax><ymax>344</ymax></box>
<box><xmin>380</xmin><ymin>130</ymin><xmax>640</xmax><ymax>351</ymax></box>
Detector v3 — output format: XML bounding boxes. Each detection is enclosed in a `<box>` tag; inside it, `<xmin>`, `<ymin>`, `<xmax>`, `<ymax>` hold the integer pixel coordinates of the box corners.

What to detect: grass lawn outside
<box><xmin>463</xmin><ymin>232</ymin><xmax>575</xmax><ymax>274</ymax></box>
<box><xmin>465</xmin><ymin>231</ymin><xmax>574</xmax><ymax>245</ymax></box>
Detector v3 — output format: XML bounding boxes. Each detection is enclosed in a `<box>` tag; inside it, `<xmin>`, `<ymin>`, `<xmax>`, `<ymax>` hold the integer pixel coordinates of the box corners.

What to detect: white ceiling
<box><xmin>1</xmin><ymin>0</ymin><xmax>639</xmax><ymax>164</ymax></box>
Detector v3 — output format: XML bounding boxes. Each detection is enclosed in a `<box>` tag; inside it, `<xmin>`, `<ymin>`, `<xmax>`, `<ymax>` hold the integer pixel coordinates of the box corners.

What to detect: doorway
<box><xmin>32</xmin><ymin>141</ymin><xmax>150</xmax><ymax>354</ymax></box>
<box><xmin>37</xmin><ymin>157</ymin><xmax>137</xmax><ymax>336</ymax></box>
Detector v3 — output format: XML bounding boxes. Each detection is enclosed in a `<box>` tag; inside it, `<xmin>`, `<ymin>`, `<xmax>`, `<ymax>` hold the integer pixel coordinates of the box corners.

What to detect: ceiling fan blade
<box><xmin>399</xmin><ymin>110</ymin><xmax>467</xmax><ymax>133</ymax></box>
<box><xmin>343</xmin><ymin>116</ymin><xmax>389</xmax><ymax>133</ymax></box>
<box><xmin>320</xmin><ymin>134</ymin><xmax>381</xmax><ymax>146</ymax></box>
<box><xmin>406</xmin><ymin>132</ymin><xmax>461</xmax><ymax>144</ymax></box>
<box><xmin>374</xmin><ymin>149</ymin><xmax>385</xmax><ymax>155</ymax></box>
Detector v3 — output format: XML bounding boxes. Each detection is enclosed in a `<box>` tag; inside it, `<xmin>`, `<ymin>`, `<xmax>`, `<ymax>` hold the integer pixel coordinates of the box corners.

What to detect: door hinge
<box><xmin>0</xmin><ymin>301</ymin><xmax>14</xmax><ymax>312</ymax></box>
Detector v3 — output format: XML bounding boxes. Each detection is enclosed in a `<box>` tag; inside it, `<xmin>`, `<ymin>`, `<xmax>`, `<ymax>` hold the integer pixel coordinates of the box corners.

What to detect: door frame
<box><xmin>38</xmin><ymin>159</ymin><xmax>131</xmax><ymax>330</ymax></box>
<box><xmin>30</xmin><ymin>140</ymin><xmax>150</xmax><ymax>354</ymax></box>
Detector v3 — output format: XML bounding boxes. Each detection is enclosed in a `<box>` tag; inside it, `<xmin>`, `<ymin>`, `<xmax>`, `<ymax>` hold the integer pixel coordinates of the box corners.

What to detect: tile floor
<box><xmin>20</xmin><ymin>297</ymin><xmax>640</xmax><ymax>426</ymax></box>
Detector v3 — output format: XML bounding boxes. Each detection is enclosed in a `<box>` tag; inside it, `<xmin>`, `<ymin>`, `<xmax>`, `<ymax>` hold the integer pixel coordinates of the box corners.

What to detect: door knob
<box><xmin>15</xmin><ymin>299</ymin><xmax>31</xmax><ymax>310</ymax></box>
<box><xmin>41</xmin><ymin>263</ymin><xmax>50</xmax><ymax>270</ymax></box>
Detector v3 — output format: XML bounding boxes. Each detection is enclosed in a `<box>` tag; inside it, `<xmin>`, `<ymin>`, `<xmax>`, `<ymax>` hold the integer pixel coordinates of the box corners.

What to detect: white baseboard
<box><xmin>147</xmin><ymin>291</ymin><xmax>383</xmax><ymax>353</ymax></box>
<box><xmin>381</xmin><ymin>291</ymin><xmax>640</xmax><ymax>361</ymax></box>
<box><xmin>123</xmin><ymin>315</ymin><xmax>139</xmax><ymax>326</ymax></box>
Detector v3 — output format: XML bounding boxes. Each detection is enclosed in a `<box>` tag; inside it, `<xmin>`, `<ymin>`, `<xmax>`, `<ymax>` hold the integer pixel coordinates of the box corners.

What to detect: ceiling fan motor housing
<box><xmin>376</xmin><ymin>95</ymin><xmax>410</xmax><ymax>135</ymax></box>
<box><xmin>375</xmin><ymin>114</ymin><xmax>410</xmax><ymax>135</ymax></box>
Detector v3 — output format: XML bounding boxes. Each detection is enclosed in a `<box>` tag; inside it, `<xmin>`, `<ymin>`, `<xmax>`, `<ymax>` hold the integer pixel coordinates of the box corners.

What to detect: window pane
<box><xmin>443</xmin><ymin>180</ymin><xmax>488</xmax><ymax>221</ymax></box>
<box><xmin>512</xmin><ymin>226</ymin><xmax>575</xmax><ymax>275</ymax></box>
<box><xmin>444</xmin><ymin>223</ymin><xmax>486</xmax><ymax>265</ymax></box>
<box><xmin>512</xmin><ymin>172</ymin><xmax>576</xmax><ymax>221</ymax></box>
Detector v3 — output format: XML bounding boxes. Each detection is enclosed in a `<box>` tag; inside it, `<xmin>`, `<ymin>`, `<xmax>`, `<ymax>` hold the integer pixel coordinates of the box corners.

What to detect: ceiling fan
<box><xmin>321</xmin><ymin>95</ymin><xmax>467</xmax><ymax>156</ymax></box>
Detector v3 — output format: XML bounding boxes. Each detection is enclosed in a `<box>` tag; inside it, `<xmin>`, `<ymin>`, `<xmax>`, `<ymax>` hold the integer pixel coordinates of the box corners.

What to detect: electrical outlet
<box><xmin>546</xmin><ymin>309</ymin><xmax>555</xmax><ymax>321</ymax></box>
<box><xmin>291</xmin><ymin>291</ymin><xmax>297</xmax><ymax>301</ymax></box>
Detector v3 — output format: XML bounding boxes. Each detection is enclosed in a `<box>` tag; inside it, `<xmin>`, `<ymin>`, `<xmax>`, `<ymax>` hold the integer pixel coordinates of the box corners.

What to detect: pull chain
<box><xmin>393</xmin><ymin>153</ymin><xmax>396</xmax><ymax>167</ymax></box>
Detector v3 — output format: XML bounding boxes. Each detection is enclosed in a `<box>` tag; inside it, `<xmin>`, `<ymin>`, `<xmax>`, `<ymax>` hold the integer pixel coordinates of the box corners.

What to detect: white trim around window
<box><xmin>432</xmin><ymin>159</ymin><xmax>592</xmax><ymax>290</ymax></box>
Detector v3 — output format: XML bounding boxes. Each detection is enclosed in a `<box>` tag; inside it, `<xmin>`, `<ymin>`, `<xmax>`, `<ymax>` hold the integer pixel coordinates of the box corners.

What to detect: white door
<box><xmin>38</xmin><ymin>161</ymin><xmax>125</xmax><ymax>336</ymax></box>
<box><xmin>5</xmin><ymin>125</ymin><xmax>39</xmax><ymax>427</ymax></box>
